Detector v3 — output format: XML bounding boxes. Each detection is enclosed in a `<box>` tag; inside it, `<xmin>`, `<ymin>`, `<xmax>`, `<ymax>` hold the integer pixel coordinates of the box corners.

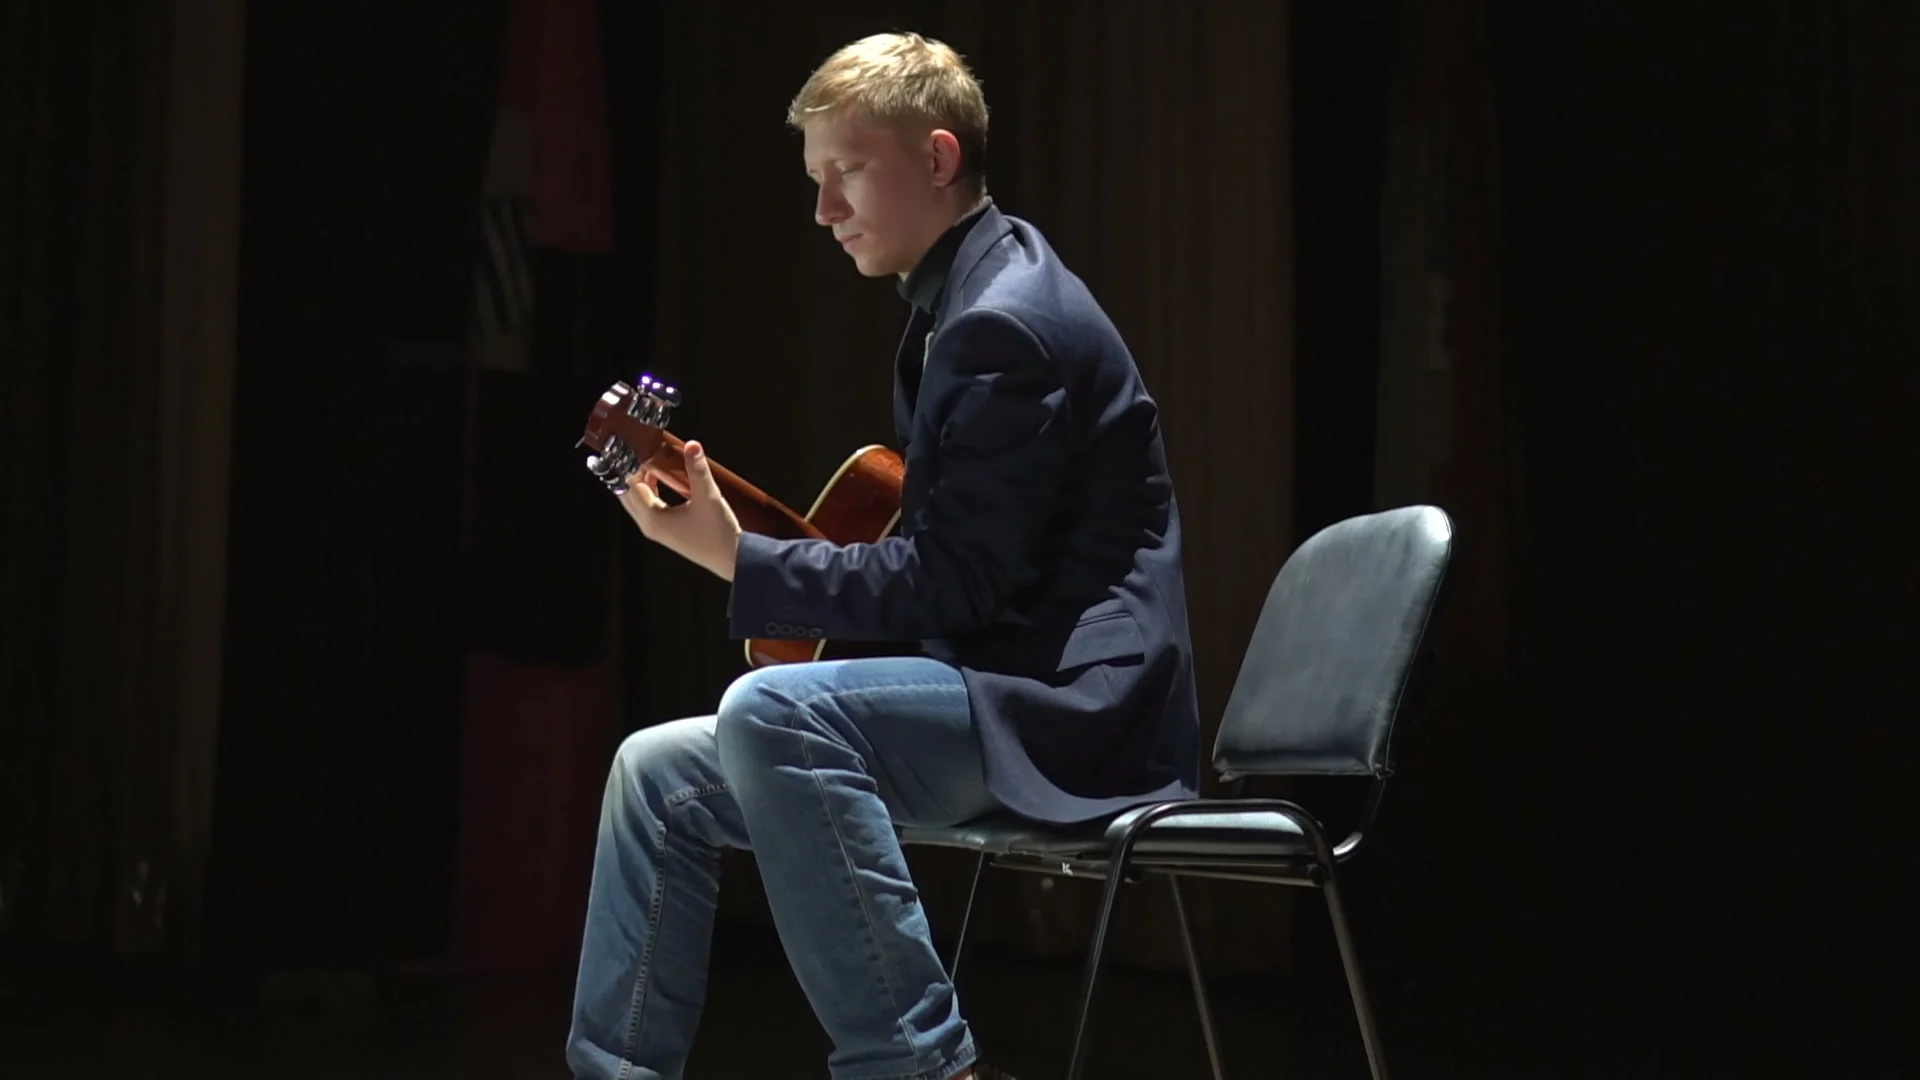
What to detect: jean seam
<box><xmin>618</xmin><ymin>815</ymin><xmax>668</xmax><ymax>1080</ymax></box>
<box><xmin>794</xmin><ymin>682</ymin><xmax>971</xmax><ymax>822</ymax></box>
<box><xmin>622</xmin><ymin>780</ymin><xmax>732</xmax><ymax>1078</ymax></box>
<box><xmin>832</xmin><ymin>1033</ymin><xmax>978</xmax><ymax>1080</ymax></box>
<box><xmin>794</xmin><ymin>683</ymin><xmax>967</xmax><ymax>714</ymax></box>
<box><xmin>801</xmin><ymin>720</ymin><xmax>922</xmax><ymax>1062</ymax></box>
<box><xmin>764</xmin><ymin>675</ymin><xmax>972</xmax><ymax>1078</ymax></box>
<box><xmin>666</xmin><ymin>780</ymin><xmax>730</xmax><ymax>807</ymax></box>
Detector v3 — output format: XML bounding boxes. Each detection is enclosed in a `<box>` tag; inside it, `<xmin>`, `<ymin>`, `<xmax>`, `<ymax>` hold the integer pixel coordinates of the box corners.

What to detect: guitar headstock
<box><xmin>581</xmin><ymin>374</ymin><xmax>684</xmax><ymax>495</ymax></box>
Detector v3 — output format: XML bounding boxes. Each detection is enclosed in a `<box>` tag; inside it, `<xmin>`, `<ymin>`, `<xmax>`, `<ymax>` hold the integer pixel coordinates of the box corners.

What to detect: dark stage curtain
<box><xmin>0</xmin><ymin>0</ymin><xmax>245</xmax><ymax>960</ymax></box>
<box><xmin>1370</xmin><ymin>0</ymin><xmax>1920</xmax><ymax>1047</ymax></box>
<box><xmin>16</xmin><ymin>2</ymin><xmax>1906</xmax><ymax>1048</ymax></box>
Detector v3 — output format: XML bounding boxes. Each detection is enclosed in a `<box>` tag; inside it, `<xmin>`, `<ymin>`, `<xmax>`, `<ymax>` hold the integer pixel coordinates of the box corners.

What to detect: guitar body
<box><xmin>742</xmin><ymin>444</ymin><xmax>905</xmax><ymax>667</ymax></box>
<box><xmin>578</xmin><ymin>376</ymin><xmax>907</xmax><ymax>670</ymax></box>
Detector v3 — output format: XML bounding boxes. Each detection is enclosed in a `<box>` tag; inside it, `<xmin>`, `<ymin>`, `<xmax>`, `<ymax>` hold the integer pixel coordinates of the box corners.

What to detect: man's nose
<box><xmin>815</xmin><ymin>188</ymin><xmax>849</xmax><ymax>227</ymax></box>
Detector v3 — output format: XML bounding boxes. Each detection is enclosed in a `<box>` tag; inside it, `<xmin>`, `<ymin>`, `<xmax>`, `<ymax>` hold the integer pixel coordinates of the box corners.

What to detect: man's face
<box><xmin>802</xmin><ymin>110</ymin><xmax>953</xmax><ymax>278</ymax></box>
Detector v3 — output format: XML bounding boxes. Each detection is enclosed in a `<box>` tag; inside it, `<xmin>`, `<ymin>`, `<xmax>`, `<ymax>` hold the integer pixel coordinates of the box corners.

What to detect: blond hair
<box><xmin>788</xmin><ymin>32</ymin><xmax>989</xmax><ymax>194</ymax></box>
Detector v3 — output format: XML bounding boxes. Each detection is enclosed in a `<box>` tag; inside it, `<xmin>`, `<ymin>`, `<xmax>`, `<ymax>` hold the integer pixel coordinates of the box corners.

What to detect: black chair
<box><xmin>899</xmin><ymin>504</ymin><xmax>1454</xmax><ymax>1080</ymax></box>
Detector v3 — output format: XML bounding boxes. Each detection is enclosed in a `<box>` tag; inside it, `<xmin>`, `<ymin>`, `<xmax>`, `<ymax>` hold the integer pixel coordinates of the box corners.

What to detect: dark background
<box><xmin>4</xmin><ymin>0</ymin><xmax>1914</xmax><ymax>1073</ymax></box>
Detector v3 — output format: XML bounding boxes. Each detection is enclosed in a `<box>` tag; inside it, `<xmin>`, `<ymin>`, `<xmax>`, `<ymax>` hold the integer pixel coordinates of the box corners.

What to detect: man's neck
<box><xmin>897</xmin><ymin>198</ymin><xmax>991</xmax><ymax>312</ymax></box>
<box><xmin>897</xmin><ymin>194</ymin><xmax>989</xmax><ymax>281</ymax></box>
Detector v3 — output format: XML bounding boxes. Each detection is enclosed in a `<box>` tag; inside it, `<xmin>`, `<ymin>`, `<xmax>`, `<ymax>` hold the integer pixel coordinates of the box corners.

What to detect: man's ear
<box><xmin>927</xmin><ymin>128</ymin><xmax>963</xmax><ymax>188</ymax></box>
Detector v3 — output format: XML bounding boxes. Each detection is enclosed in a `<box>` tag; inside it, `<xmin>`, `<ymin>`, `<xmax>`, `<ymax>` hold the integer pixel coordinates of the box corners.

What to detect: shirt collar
<box><xmin>898</xmin><ymin>199</ymin><xmax>993</xmax><ymax>314</ymax></box>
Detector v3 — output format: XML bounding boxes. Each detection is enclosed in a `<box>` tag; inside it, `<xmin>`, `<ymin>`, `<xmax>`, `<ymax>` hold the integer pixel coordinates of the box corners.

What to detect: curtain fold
<box><xmin>1367</xmin><ymin>0</ymin><xmax>1920</xmax><ymax>1027</ymax></box>
<box><xmin>0</xmin><ymin>0</ymin><xmax>244</xmax><ymax>959</ymax></box>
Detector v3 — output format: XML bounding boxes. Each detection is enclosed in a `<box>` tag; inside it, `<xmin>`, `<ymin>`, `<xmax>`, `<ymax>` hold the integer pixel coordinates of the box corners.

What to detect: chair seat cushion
<box><xmin>898</xmin><ymin>804</ymin><xmax>1311</xmax><ymax>861</ymax></box>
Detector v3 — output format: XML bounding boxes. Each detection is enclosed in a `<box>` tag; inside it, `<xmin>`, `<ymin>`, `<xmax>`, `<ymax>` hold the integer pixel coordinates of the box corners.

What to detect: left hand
<box><xmin>616</xmin><ymin>440</ymin><xmax>742</xmax><ymax>582</ymax></box>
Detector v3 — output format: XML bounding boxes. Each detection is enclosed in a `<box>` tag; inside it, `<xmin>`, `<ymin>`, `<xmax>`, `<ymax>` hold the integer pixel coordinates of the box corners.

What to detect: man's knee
<box><xmin>713</xmin><ymin>666</ymin><xmax>825</xmax><ymax>769</ymax></box>
<box><xmin>607</xmin><ymin>716</ymin><xmax>719</xmax><ymax>810</ymax></box>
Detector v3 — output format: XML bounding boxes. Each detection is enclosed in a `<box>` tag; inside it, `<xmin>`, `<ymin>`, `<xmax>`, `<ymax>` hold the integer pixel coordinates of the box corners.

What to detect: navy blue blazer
<box><xmin>729</xmin><ymin>205</ymin><xmax>1200</xmax><ymax>824</ymax></box>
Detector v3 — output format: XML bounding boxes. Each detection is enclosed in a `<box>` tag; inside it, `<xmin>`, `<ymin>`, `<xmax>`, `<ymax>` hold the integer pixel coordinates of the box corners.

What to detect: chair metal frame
<box><xmin>938</xmin><ymin>782</ymin><xmax>1393</xmax><ymax>1080</ymax></box>
<box><xmin>913</xmin><ymin>505</ymin><xmax>1452</xmax><ymax>1080</ymax></box>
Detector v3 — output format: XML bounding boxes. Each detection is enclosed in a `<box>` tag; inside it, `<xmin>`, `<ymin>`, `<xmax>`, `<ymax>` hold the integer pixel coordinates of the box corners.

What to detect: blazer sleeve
<box><xmin>727</xmin><ymin>307</ymin><xmax>1071</xmax><ymax>642</ymax></box>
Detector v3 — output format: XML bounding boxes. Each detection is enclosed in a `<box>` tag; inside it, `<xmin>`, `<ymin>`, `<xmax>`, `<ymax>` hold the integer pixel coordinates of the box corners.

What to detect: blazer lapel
<box><xmin>938</xmin><ymin>205</ymin><xmax>1014</xmax><ymax>315</ymax></box>
<box><xmin>892</xmin><ymin>205</ymin><xmax>1016</xmax><ymax>445</ymax></box>
<box><xmin>892</xmin><ymin>306</ymin><xmax>934</xmax><ymax>447</ymax></box>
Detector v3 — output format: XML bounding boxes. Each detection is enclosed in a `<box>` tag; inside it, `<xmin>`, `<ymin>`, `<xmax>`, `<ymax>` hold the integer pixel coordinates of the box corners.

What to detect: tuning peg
<box><xmin>637</xmin><ymin>375</ymin><xmax>679</xmax><ymax>405</ymax></box>
<box><xmin>624</xmin><ymin>373</ymin><xmax>681</xmax><ymax>427</ymax></box>
<box><xmin>585</xmin><ymin>454</ymin><xmax>627</xmax><ymax>495</ymax></box>
<box><xmin>586</xmin><ymin>435</ymin><xmax>637</xmax><ymax>494</ymax></box>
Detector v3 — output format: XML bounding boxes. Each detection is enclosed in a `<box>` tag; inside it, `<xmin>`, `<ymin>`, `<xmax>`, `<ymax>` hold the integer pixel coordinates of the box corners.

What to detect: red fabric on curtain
<box><xmin>447</xmin><ymin>0</ymin><xmax>617</xmax><ymax>972</ymax></box>
<box><xmin>448</xmin><ymin>653</ymin><xmax>612</xmax><ymax>971</ymax></box>
<box><xmin>499</xmin><ymin>0</ymin><xmax>613</xmax><ymax>253</ymax></box>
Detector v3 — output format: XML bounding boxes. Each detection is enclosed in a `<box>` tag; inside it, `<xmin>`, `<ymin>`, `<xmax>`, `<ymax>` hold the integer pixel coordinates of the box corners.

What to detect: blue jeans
<box><xmin>565</xmin><ymin>656</ymin><xmax>1001</xmax><ymax>1080</ymax></box>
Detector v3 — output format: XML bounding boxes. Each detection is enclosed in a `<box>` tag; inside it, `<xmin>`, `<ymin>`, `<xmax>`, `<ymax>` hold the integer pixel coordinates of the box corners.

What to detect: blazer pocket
<box><xmin>1057</xmin><ymin>607</ymin><xmax>1147</xmax><ymax>671</ymax></box>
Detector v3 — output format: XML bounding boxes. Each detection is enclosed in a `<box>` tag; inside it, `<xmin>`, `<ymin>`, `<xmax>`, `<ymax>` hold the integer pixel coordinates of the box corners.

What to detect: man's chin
<box><xmin>849</xmin><ymin>256</ymin><xmax>897</xmax><ymax>279</ymax></box>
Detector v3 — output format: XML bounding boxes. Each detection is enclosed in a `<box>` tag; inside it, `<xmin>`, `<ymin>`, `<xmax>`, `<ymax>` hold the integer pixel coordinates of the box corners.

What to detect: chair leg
<box><xmin>1167</xmin><ymin>875</ymin><xmax>1226</xmax><ymax>1080</ymax></box>
<box><xmin>1063</xmin><ymin>859</ymin><xmax>1130</xmax><ymax>1080</ymax></box>
<box><xmin>1321</xmin><ymin>868</ymin><xmax>1390</xmax><ymax>1080</ymax></box>
<box><xmin>947</xmin><ymin>852</ymin><xmax>988</xmax><ymax>984</ymax></box>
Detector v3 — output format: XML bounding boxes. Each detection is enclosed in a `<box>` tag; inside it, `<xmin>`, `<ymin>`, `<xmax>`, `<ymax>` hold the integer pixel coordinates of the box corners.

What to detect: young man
<box><xmin>566</xmin><ymin>31</ymin><xmax>1200</xmax><ymax>1080</ymax></box>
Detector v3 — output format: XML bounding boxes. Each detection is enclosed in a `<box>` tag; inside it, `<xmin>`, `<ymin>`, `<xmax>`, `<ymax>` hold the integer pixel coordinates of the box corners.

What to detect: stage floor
<box><xmin>0</xmin><ymin>930</ymin><xmax>1887</xmax><ymax>1078</ymax></box>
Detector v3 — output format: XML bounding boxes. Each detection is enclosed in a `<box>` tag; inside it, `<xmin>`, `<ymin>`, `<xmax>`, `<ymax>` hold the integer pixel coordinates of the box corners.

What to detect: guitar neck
<box><xmin>646</xmin><ymin>443</ymin><xmax>824</xmax><ymax>542</ymax></box>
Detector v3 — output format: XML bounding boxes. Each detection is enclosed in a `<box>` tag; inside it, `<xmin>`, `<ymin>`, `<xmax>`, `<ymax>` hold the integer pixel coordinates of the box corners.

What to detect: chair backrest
<box><xmin>1212</xmin><ymin>504</ymin><xmax>1453</xmax><ymax>781</ymax></box>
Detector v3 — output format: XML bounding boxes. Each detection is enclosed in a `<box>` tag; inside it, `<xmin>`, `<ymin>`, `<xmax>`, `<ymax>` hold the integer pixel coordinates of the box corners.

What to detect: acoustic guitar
<box><xmin>579</xmin><ymin>375</ymin><xmax>905</xmax><ymax>667</ymax></box>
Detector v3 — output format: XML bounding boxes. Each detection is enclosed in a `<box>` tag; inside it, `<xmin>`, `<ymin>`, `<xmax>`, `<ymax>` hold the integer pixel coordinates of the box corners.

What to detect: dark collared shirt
<box><xmin>898</xmin><ymin>200</ymin><xmax>992</xmax><ymax>315</ymax></box>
